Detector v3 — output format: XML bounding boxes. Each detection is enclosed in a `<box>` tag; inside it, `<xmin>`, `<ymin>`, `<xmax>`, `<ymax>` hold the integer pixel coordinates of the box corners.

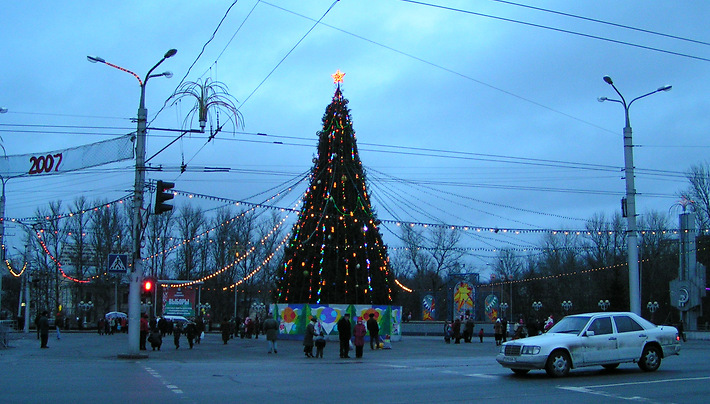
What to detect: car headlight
<box><xmin>521</xmin><ymin>345</ymin><xmax>541</xmax><ymax>355</ymax></box>
<box><xmin>499</xmin><ymin>344</ymin><xmax>506</xmax><ymax>354</ymax></box>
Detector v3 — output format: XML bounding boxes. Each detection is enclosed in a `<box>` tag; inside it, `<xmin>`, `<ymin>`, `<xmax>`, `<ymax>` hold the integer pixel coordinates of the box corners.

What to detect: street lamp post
<box><xmin>499</xmin><ymin>302</ymin><xmax>508</xmax><ymax>320</ymax></box>
<box><xmin>599</xmin><ymin>76</ymin><xmax>671</xmax><ymax>315</ymax></box>
<box><xmin>598</xmin><ymin>299</ymin><xmax>610</xmax><ymax>312</ymax></box>
<box><xmin>88</xmin><ymin>49</ymin><xmax>176</xmax><ymax>355</ymax></box>
<box><xmin>78</xmin><ymin>300</ymin><xmax>94</xmax><ymax>328</ymax></box>
<box><xmin>647</xmin><ymin>301</ymin><xmax>659</xmax><ymax>323</ymax></box>
<box><xmin>196</xmin><ymin>302</ymin><xmax>211</xmax><ymax>316</ymax></box>
<box><xmin>561</xmin><ymin>300</ymin><xmax>573</xmax><ymax>314</ymax></box>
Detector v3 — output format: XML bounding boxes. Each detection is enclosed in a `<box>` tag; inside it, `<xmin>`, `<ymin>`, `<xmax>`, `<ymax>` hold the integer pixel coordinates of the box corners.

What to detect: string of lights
<box><xmin>34</xmin><ymin>229</ymin><xmax>103</xmax><ymax>284</ymax></box>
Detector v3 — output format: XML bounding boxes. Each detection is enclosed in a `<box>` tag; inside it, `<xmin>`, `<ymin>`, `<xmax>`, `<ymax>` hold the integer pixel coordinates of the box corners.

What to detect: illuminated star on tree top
<box><xmin>331</xmin><ymin>69</ymin><xmax>345</xmax><ymax>84</ymax></box>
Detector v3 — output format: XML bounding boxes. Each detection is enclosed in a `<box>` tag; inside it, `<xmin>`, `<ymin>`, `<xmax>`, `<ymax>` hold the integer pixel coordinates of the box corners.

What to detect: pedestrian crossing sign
<box><xmin>108</xmin><ymin>254</ymin><xmax>128</xmax><ymax>273</ymax></box>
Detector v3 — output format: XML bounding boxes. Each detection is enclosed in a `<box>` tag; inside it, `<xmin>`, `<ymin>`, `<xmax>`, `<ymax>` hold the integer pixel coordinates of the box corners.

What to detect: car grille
<box><xmin>505</xmin><ymin>345</ymin><xmax>521</xmax><ymax>356</ymax></box>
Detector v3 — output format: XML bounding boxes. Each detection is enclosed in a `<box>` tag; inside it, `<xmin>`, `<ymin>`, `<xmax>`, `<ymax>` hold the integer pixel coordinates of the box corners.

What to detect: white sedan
<box><xmin>496</xmin><ymin>312</ymin><xmax>681</xmax><ymax>377</ymax></box>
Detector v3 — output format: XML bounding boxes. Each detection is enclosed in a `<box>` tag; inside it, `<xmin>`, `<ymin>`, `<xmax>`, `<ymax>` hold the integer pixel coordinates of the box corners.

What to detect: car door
<box><xmin>613</xmin><ymin>315</ymin><xmax>647</xmax><ymax>361</ymax></box>
<box><xmin>582</xmin><ymin>316</ymin><xmax>619</xmax><ymax>365</ymax></box>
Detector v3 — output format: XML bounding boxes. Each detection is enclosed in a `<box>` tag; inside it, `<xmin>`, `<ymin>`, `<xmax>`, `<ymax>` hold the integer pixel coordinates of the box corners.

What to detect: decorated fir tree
<box><xmin>277</xmin><ymin>71</ymin><xmax>395</xmax><ymax>305</ymax></box>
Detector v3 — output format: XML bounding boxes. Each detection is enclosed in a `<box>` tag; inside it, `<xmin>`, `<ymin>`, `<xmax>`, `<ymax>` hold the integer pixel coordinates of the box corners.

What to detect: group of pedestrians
<box><xmin>302</xmin><ymin>312</ymin><xmax>381</xmax><ymax>359</ymax></box>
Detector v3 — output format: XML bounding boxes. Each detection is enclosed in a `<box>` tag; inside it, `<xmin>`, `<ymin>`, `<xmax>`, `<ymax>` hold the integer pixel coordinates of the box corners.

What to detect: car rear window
<box><xmin>614</xmin><ymin>315</ymin><xmax>644</xmax><ymax>333</ymax></box>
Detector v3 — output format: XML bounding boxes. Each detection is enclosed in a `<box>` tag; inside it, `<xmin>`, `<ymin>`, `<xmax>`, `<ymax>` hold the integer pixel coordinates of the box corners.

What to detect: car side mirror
<box><xmin>585</xmin><ymin>330</ymin><xmax>595</xmax><ymax>337</ymax></box>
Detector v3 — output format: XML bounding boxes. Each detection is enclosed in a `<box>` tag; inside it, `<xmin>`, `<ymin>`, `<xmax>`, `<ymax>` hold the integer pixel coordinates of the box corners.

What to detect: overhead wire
<box><xmin>399</xmin><ymin>0</ymin><xmax>710</xmax><ymax>63</ymax></box>
<box><xmin>486</xmin><ymin>0</ymin><xmax>710</xmax><ymax>47</ymax></box>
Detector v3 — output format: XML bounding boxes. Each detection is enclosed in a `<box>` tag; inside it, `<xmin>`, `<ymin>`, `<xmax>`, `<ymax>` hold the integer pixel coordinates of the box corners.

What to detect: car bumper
<box><xmin>496</xmin><ymin>353</ymin><xmax>548</xmax><ymax>369</ymax></box>
<box><xmin>661</xmin><ymin>342</ymin><xmax>681</xmax><ymax>357</ymax></box>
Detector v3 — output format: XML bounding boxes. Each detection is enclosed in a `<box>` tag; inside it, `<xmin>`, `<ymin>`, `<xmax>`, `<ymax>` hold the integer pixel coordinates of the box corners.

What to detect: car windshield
<box><xmin>548</xmin><ymin>316</ymin><xmax>590</xmax><ymax>335</ymax></box>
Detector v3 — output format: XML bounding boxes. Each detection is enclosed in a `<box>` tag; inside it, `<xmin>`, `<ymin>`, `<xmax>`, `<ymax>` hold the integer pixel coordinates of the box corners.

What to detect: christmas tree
<box><xmin>276</xmin><ymin>70</ymin><xmax>395</xmax><ymax>305</ymax></box>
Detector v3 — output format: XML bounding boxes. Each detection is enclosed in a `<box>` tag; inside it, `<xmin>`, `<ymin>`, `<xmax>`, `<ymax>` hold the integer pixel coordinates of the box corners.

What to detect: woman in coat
<box><xmin>303</xmin><ymin>317</ymin><xmax>317</xmax><ymax>357</ymax></box>
<box><xmin>353</xmin><ymin>318</ymin><xmax>367</xmax><ymax>358</ymax></box>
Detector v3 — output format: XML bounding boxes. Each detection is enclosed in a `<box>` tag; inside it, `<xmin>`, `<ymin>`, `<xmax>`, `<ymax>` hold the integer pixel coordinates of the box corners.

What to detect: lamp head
<box><xmin>658</xmin><ymin>85</ymin><xmax>672</xmax><ymax>92</ymax></box>
<box><xmin>87</xmin><ymin>55</ymin><xmax>105</xmax><ymax>64</ymax></box>
<box><xmin>597</xmin><ymin>97</ymin><xmax>608</xmax><ymax>102</ymax></box>
<box><xmin>603</xmin><ymin>76</ymin><xmax>613</xmax><ymax>85</ymax></box>
<box><xmin>162</xmin><ymin>71</ymin><xmax>173</xmax><ymax>78</ymax></box>
<box><xmin>164</xmin><ymin>49</ymin><xmax>177</xmax><ymax>59</ymax></box>
<box><xmin>0</xmin><ymin>107</ymin><xmax>7</xmax><ymax>114</ymax></box>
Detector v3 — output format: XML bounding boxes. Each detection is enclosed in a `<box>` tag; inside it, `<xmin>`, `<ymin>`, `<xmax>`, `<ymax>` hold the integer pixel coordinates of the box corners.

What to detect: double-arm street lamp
<box><xmin>561</xmin><ymin>300</ymin><xmax>573</xmax><ymax>314</ymax></box>
<box><xmin>88</xmin><ymin>49</ymin><xmax>176</xmax><ymax>355</ymax></box>
<box><xmin>599</xmin><ymin>76</ymin><xmax>671</xmax><ymax>316</ymax></box>
<box><xmin>598</xmin><ymin>299</ymin><xmax>610</xmax><ymax>311</ymax></box>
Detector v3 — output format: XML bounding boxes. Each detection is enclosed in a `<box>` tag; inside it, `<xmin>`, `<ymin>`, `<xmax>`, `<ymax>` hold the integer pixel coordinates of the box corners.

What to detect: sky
<box><xmin>1</xmin><ymin>0</ymin><xmax>709</xmax><ymax>274</ymax></box>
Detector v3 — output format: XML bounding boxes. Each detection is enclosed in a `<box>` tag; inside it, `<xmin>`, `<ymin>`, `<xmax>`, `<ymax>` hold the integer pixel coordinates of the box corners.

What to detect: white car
<box><xmin>496</xmin><ymin>312</ymin><xmax>681</xmax><ymax>377</ymax></box>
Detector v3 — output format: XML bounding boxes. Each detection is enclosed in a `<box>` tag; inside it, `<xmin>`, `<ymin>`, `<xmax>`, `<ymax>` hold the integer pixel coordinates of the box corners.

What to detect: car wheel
<box><xmin>602</xmin><ymin>363</ymin><xmax>619</xmax><ymax>370</ymax></box>
<box><xmin>511</xmin><ymin>368</ymin><xmax>530</xmax><ymax>375</ymax></box>
<box><xmin>545</xmin><ymin>350</ymin><xmax>571</xmax><ymax>377</ymax></box>
<box><xmin>638</xmin><ymin>345</ymin><xmax>661</xmax><ymax>372</ymax></box>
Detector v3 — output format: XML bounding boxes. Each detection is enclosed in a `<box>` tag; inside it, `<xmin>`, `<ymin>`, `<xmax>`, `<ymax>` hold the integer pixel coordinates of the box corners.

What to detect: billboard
<box><xmin>162</xmin><ymin>287</ymin><xmax>196</xmax><ymax>317</ymax></box>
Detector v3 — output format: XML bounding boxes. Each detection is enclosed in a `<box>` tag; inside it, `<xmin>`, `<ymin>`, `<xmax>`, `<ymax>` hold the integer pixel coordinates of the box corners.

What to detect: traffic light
<box><xmin>143</xmin><ymin>277</ymin><xmax>155</xmax><ymax>294</ymax></box>
<box><xmin>141</xmin><ymin>276</ymin><xmax>157</xmax><ymax>301</ymax></box>
<box><xmin>154</xmin><ymin>180</ymin><xmax>175</xmax><ymax>214</ymax></box>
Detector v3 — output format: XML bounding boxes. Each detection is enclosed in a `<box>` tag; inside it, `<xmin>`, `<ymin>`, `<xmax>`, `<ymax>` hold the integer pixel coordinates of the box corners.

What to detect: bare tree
<box><xmin>174</xmin><ymin>204</ymin><xmax>205</xmax><ymax>280</ymax></box>
<box><xmin>145</xmin><ymin>209</ymin><xmax>175</xmax><ymax>279</ymax></box>
<box><xmin>680</xmin><ymin>162</ymin><xmax>710</xmax><ymax>229</ymax></box>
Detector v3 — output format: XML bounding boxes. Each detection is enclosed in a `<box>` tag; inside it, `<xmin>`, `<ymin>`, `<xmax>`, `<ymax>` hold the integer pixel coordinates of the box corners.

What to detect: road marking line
<box><xmin>576</xmin><ymin>375</ymin><xmax>710</xmax><ymax>389</ymax></box>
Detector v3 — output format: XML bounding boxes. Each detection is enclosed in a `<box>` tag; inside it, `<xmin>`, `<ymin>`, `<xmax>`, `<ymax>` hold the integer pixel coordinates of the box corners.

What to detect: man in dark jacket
<box><xmin>337</xmin><ymin>313</ymin><xmax>351</xmax><ymax>358</ymax></box>
<box><xmin>38</xmin><ymin>311</ymin><xmax>50</xmax><ymax>348</ymax></box>
<box><xmin>366</xmin><ymin>313</ymin><xmax>379</xmax><ymax>350</ymax></box>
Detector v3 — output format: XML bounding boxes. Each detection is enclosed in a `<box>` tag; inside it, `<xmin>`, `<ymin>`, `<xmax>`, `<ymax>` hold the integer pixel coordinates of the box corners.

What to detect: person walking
<box><xmin>494</xmin><ymin>318</ymin><xmax>503</xmax><ymax>346</ymax></box>
<box><xmin>337</xmin><ymin>313</ymin><xmax>352</xmax><ymax>358</ymax></box>
<box><xmin>185</xmin><ymin>321</ymin><xmax>197</xmax><ymax>349</ymax></box>
<box><xmin>478</xmin><ymin>328</ymin><xmax>484</xmax><ymax>343</ymax></box>
<box><xmin>452</xmin><ymin>317</ymin><xmax>462</xmax><ymax>344</ymax></box>
<box><xmin>367</xmin><ymin>313</ymin><xmax>380</xmax><ymax>350</ymax></box>
<box><xmin>220</xmin><ymin>318</ymin><xmax>231</xmax><ymax>345</ymax></box>
<box><xmin>464</xmin><ymin>316</ymin><xmax>474</xmax><ymax>343</ymax></box>
<box><xmin>173</xmin><ymin>322</ymin><xmax>182</xmax><ymax>349</ymax></box>
<box><xmin>314</xmin><ymin>324</ymin><xmax>326</xmax><ymax>358</ymax></box>
<box><xmin>38</xmin><ymin>311</ymin><xmax>50</xmax><ymax>349</ymax></box>
<box><xmin>303</xmin><ymin>317</ymin><xmax>317</xmax><ymax>358</ymax></box>
<box><xmin>139</xmin><ymin>313</ymin><xmax>149</xmax><ymax>350</ymax></box>
<box><xmin>263</xmin><ymin>313</ymin><xmax>279</xmax><ymax>354</ymax></box>
<box><xmin>354</xmin><ymin>318</ymin><xmax>367</xmax><ymax>358</ymax></box>
<box><xmin>195</xmin><ymin>317</ymin><xmax>204</xmax><ymax>345</ymax></box>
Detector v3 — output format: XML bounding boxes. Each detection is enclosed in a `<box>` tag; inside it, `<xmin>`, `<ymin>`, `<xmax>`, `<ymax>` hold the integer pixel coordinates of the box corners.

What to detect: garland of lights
<box><xmin>6</xmin><ymin>261</ymin><xmax>27</xmax><ymax>277</ymax></box>
<box><xmin>34</xmin><ymin>229</ymin><xmax>101</xmax><ymax>284</ymax></box>
<box><xmin>143</xmin><ymin>186</ymin><xmax>299</xmax><ymax>261</ymax></box>
<box><xmin>170</xmin><ymin>199</ymin><xmax>299</xmax><ymax>288</ymax></box>
<box><xmin>4</xmin><ymin>196</ymin><xmax>131</xmax><ymax>224</ymax></box>
<box><xmin>223</xmin><ymin>232</ymin><xmax>291</xmax><ymax>291</ymax></box>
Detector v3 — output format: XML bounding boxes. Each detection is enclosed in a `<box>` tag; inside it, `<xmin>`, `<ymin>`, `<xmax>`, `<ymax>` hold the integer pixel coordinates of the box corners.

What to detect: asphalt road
<box><xmin>1</xmin><ymin>332</ymin><xmax>709</xmax><ymax>404</ymax></box>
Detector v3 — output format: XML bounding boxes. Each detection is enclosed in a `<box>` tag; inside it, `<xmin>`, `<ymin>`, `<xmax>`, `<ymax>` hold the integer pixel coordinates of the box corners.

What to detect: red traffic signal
<box><xmin>142</xmin><ymin>277</ymin><xmax>157</xmax><ymax>293</ymax></box>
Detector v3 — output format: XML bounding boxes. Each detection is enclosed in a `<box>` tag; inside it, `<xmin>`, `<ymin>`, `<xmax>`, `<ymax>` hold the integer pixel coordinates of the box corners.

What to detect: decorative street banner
<box><xmin>485</xmin><ymin>294</ymin><xmax>499</xmax><ymax>322</ymax></box>
<box><xmin>422</xmin><ymin>294</ymin><xmax>436</xmax><ymax>321</ymax></box>
<box><xmin>453</xmin><ymin>281</ymin><xmax>475</xmax><ymax>320</ymax></box>
<box><xmin>269</xmin><ymin>303</ymin><xmax>402</xmax><ymax>341</ymax></box>
<box><xmin>163</xmin><ymin>287</ymin><xmax>196</xmax><ymax>317</ymax></box>
<box><xmin>0</xmin><ymin>134</ymin><xmax>134</xmax><ymax>178</ymax></box>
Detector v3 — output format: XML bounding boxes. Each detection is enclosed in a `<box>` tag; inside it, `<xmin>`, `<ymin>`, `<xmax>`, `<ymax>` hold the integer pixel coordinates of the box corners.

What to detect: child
<box><xmin>315</xmin><ymin>331</ymin><xmax>326</xmax><ymax>358</ymax></box>
<box><xmin>478</xmin><ymin>328</ymin><xmax>484</xmax><ymax>343</ymax></box>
